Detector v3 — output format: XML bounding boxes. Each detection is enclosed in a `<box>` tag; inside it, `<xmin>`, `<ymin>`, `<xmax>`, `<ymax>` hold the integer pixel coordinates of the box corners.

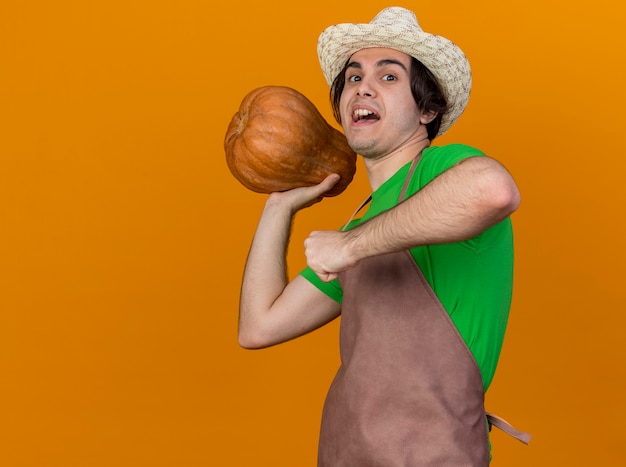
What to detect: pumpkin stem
<box><xmin>236</xmin><ymin>114</ymin><xmax>248</xmax><ymax>135</ymax></box>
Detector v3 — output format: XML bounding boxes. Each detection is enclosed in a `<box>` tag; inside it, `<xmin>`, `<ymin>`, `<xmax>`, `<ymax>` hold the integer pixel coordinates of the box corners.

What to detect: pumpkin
<box><xmin>224</xmin><ymin>85</ymin><xmax>357</xmax><ymax>197</ymax></box>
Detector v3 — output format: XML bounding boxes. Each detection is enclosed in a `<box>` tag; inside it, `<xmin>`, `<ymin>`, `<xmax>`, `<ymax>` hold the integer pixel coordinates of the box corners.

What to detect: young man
<box><xmin>238</xmin><ymin>6</ymin><xmax>529</xmax><ymax>465</ymax></box>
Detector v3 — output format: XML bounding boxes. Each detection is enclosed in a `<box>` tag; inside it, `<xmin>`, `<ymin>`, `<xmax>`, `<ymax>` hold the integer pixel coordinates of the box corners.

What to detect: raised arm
<box><xmin>238</xmin><ymin>174</ymin><xmax>342</xmax><ymax>349</ymax></box>
<box><xmin>304</xmin><ymin>156</ymin><xmax>520</xmax><ymax>282</ymax></box>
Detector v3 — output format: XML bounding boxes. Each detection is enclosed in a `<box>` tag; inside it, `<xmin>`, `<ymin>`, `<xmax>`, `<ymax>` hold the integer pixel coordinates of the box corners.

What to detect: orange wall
<box><xmin>1</xmin><ymin>1</ymin><xmax>625</xmax><ymax>466</ymax></box>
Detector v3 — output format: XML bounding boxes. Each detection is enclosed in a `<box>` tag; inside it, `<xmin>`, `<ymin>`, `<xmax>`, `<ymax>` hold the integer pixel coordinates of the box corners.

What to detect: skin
<box><xmin>238</xmin><ymin>48</ymin><xmax>520</xmax><ymax>349</ymax></box>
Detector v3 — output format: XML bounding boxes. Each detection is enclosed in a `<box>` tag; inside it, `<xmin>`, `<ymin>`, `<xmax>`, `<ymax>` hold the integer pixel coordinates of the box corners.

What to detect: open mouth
<box><xmin>352</xmin><ymin>108</ymin><xmax>380</xmax><ymax>123</ymax></box>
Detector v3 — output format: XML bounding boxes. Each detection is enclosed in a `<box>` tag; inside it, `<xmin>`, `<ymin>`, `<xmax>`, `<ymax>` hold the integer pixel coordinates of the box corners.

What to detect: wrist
<box><xmin>263</xmin><ymin>193</ymin><xmax>298</xmax><ymax>221</ymax></box>
<box><xmin>344</xmin><ymin>227</ymin><xmax>369</xmax><ymax>264</ymax></box>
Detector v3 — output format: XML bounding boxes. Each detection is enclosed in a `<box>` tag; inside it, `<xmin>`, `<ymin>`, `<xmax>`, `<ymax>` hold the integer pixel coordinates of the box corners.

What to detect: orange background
<box><xmin>1</xmin><ymin>1</ymin><xmax>625</xmax><ymax>465</ymax></box>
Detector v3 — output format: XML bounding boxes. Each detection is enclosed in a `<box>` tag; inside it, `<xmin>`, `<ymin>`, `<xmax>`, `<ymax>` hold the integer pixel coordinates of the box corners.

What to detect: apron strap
<box><xmin>341</xmin><ymin>195</ymin><xmax>372</xmax><ymax>232</ymax></box>
<box><xmin>486</xmin><ymin>412</ymin><xmax>532</xmax><ymax>445</ymax></box>
<box><xmin>399</xmin><ymin>151</ymin><xmax>423</xmax><ymax>201</ymax></box>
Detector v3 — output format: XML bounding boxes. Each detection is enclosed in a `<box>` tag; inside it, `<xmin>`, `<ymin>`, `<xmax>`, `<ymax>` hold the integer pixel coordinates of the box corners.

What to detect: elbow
<box><xmin>496</xmin><ymin>179</ymin><xmax>521</xmax><ymax>216</ymax></box>
<box><xmin>510</xmin><ymin>185</ymin><xmax>521</xmax><ymax>213</ymax></box>
<box><xmin>237</xmin><ymin>303</ymin><xmax>270</xmax><ymax>349</ymax></box>
<box><xmin>238</xmin><ymin>331</ymin><xmax>262</xmax><ymax>350</ymax></box>
<box><xmin>238</xmin><ymin>326</ymin><xmax>271</xmax><ymax>350</ymax></box>
<box><xmin>238</xmin><ymin>339</ymin><xmax>265</xmax><ymax>351</ymax></box>
<box><xmin>464</xmin><ymin>157</ymin><xmax>520</xmax><ymax>220</ymax></box>
<box><xmin>484</xmin><ymin>168</ymin><xmax>521</xmax><ymax>219</ymax></box>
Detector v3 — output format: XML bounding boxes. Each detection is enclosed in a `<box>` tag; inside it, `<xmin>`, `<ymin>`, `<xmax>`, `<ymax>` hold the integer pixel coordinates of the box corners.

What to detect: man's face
<box><xmin>339</xmin><ymin>48</ymin><xmax>428</xmax><ymax>159</ymax></box>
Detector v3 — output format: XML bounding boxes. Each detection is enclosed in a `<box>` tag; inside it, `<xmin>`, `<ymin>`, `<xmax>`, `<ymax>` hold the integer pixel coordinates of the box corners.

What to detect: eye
<box><xmin>347</xmin><ymin>74</ymin><xmax>362</xmax><ymax>83</ymax></box>
<box><xmin>382</xmin><ymin>74</ymin><xmax>397</xmax><ymax>82</ymax></box>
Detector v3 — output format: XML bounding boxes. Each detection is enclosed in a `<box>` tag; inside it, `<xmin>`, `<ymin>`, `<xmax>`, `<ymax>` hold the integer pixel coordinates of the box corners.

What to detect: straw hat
<box><xmin>317</xmin><ymin>6</ymin><xmax>471</xmax><ymax>136</ymax></box>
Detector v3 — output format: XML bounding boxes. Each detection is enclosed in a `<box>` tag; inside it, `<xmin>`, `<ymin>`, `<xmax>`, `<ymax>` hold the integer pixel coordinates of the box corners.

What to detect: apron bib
<box><xmin>318</xmin><ymin>248</ymin><xmax>490</xmax><ymax>466</ymax></box>
<box><xmin>317</xmin><ymin>156</ymin><xmax>529</xmax><ymax>466</ymax></box>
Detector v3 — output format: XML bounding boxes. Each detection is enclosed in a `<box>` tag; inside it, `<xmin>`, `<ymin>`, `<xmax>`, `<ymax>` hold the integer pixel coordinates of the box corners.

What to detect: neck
<box><xmin>363</xmin><ymin>137</ymin><xmax>431</xmax><ymax>191</ymax></box>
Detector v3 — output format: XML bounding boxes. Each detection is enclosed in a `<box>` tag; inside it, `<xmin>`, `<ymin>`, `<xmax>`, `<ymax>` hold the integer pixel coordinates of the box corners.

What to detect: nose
<box><xmin>356</xmin><ymin>77</ymin><xmax>375</xmax><ymax>97</ymax></box>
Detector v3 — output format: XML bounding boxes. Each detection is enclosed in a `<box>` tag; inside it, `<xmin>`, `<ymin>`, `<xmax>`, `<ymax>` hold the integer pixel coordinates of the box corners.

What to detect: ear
<box><xmin>419</xmin><ymin>110</ymin><xmax>437</xmax><ymax>125</ymax></box>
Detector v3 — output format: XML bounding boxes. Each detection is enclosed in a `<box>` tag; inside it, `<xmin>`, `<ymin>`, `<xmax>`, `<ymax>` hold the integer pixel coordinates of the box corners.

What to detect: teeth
<box><xmin>354</xmin><ymin>108</ymin><xmax>374</xmax><ymax>118</ymax></box>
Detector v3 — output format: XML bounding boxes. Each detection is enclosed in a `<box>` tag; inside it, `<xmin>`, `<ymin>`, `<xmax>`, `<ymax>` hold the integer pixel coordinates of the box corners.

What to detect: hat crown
<box><xmin>370</xmin><ymin>7</ymin><xmax>422</xmax><ymax>32</ymax></box>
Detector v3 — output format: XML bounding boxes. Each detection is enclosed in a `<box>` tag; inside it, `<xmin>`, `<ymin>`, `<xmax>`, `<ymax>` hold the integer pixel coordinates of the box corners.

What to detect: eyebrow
<box><xmin>346</xmin><ymin>58</ymin><xmax>409</xmax><ymax>73</ymax></box>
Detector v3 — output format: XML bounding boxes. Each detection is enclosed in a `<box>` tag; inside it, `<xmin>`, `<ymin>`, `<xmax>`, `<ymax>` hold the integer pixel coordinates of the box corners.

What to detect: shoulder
<box><xmin>414</xmin><ymin>144</ymin><xmax>485</xmax><ymax>186</ymax></box>
<box><xmin>423</xmin><ymin>143</ymin><xmax>485</xmax><ymax>168</ymax></box>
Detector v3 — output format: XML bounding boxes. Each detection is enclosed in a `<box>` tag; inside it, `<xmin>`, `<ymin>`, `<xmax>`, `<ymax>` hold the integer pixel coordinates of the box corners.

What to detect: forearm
<box><xmin>238</xmin><ymin>173</ymin><xmax>342</xmax><ymax>347</ymax></box>
<box><xmin>347</xmin><ymin>157</ymin><xmax>520</xmax><ymax>259</ymax></box>
<box><xmin>239</xmin><ymin>196</ymin><xmax>294</xmax><ymax>336</ymax></box>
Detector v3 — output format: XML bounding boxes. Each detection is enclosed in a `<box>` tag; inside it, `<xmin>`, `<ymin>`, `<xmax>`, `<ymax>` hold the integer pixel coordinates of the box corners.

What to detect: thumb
<box><xmin>317</xmin><ymin>173</ymin><xmax>340</xmax><ymax>194</ymax></box>
<box><xmin>316</xmin><ymin>271</ymin><xmax>338</xmax><ymax>283</ymax></box>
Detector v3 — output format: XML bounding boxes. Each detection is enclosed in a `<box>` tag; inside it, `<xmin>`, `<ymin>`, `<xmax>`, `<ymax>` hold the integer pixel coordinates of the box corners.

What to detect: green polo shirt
<box><xmin>300</xmin><ymin>144</ymin><xmax>514</xmax><ymax>391</ymax></box>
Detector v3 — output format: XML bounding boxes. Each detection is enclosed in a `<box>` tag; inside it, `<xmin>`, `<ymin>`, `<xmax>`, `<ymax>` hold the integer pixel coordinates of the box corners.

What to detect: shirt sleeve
<box><xmin>299</xmin><ymin>267</ymin><xmax>343</xmax><ymax>304</ymax></box>
<box><xmin>417</xmin><ymin>144</ymin><xmax>485</xmax><ymax>185</ymax></box>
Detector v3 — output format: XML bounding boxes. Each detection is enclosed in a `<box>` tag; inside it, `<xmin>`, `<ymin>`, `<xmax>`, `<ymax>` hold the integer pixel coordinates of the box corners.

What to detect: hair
<box><xmin>330</xmin><ymin>55</ymin><xmax>448</xmax><ymax>140</ymax></box>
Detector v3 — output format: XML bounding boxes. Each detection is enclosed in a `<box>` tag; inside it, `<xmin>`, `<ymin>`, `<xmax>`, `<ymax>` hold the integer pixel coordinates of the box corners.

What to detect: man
<box><xmin>238</xmin><ymin>6</ymin><xmax>529</xmax><ymax>465</ymax></box>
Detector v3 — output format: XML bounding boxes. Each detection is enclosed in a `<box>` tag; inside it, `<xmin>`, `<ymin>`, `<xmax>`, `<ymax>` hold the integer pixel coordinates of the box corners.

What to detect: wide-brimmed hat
<box><xmin>317</xmin><ymin>6</ymin><xmax>471</xmax><ymax>136</ymax></box>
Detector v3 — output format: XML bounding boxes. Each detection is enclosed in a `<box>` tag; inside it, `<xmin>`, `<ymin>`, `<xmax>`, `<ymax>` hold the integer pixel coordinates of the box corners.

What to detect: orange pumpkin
<box><xmin>224</xmin><ymin>86</ymin><xmax>356</xmax><ymax>197</ymax></box>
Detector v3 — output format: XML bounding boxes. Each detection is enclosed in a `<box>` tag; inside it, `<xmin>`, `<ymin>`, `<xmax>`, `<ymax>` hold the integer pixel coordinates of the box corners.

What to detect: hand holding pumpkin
<box><xmin>267</xmin><ymin>173</ymin><xmax>342</xmax><ymax>215</ymax></box>
<box><xmin>224</xmin><ymin>86</ymin><xmax>357</xmax><ymax>196</ymax></box>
